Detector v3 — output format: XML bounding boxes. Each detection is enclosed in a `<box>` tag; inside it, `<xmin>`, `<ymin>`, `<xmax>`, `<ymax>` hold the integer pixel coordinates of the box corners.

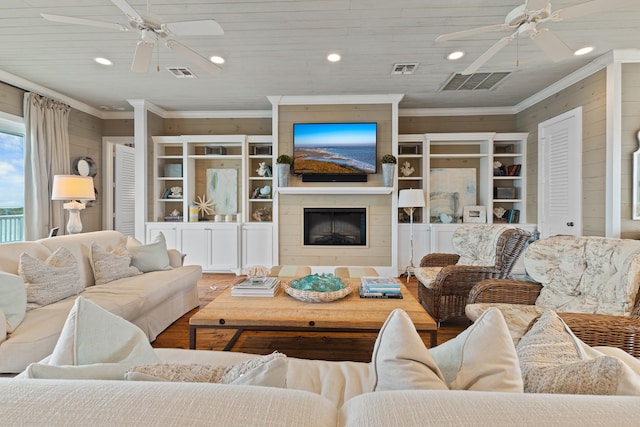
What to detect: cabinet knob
<box><xmin>566</xmin><ymin>222</ymin><xmax>574</xmax><ymax>227</ymax></box>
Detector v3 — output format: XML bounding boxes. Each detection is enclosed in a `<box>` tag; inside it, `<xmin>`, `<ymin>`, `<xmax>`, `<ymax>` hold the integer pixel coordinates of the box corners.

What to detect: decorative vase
<box><xmin>277</xmin><ymin>163</ymin><xmax>290</xmax><ymax>187</ymax></box>
<box><xmin>382</xmin><ymin>163</ymin><xmax>395</xmax><ymax>187</ymax></box>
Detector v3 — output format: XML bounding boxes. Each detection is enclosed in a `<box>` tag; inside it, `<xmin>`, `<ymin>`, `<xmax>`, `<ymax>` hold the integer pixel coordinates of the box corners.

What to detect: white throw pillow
<box><xmin>430</xmin><ymin>307</ymin><xmax>523</xmax><ymax>392</ymax></box>
<box><xmin>126</xmin><ymin>233</ymin><xmax>171</xmax><ymax>273</ymax></box>
<box><xmin>89</xmin><ymin>242</ymin><xmax>141</xmax><ymax>285</ymax></box>
<box><xmin>0</xmin><ymin>271</ymin><xmax>27</xmax><ymax>333</ymax></box>
<box><xmin>49</xmin><ymin>296</ymin><xmax>159</xmax><ymax>367</ymax></box>
<box><xmin>371</xmin><ymin>308</ymin><xmax>522</xmax><ymax>393</ymax></box>
<box><xmin>516</xmin><ymin>310</ymin><xmax>640</xmax><ymax>395</ymax></box>
<box><xmin>19</xmin><ymin>247</ymin><xmax>83</xmax><ymax>310</ymax></box>
<box><xmin>371</xmin><ymin>308</ymin><xmax>449</xmax><ymax>392</ymax></box>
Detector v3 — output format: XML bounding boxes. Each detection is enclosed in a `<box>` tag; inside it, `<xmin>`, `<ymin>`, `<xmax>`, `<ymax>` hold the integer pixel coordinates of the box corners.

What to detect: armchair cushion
<box><xmin>413</xmin><ymin>267</ymin><xmax>442</xmax><ymax>290</ymax></box>
<box><xmin>525</xmin><ymin>236</ymin><xmax>640</xmax><ymax>316</ymax></box>
<box><xmin>453</xmin><ymin>224</ymin><xmax>509</xmax><ymax>266</ymax></box>
<box><xmin>466</xmin><ymin>303</ymin><xmax>545</xmax><ymax>345</ymax></box>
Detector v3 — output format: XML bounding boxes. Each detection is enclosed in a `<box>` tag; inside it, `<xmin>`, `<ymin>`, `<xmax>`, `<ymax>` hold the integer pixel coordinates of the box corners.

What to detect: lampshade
<box><xmin>398</xmin><ymin>189</ymin><xmax>425</xmax><ymax>208</ymax></box>
<box><xmin>51</xmin><ymin>175</ymin><xmax>95</xmax><ymax>201</ymax></box>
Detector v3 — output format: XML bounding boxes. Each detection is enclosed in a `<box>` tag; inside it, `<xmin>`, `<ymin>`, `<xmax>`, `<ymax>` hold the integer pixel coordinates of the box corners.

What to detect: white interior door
<box><xmin>538</xmin><ymin>107</ymin><xmax>582</xmax><ymax>238</ymax></box>
<box><xmin>115</xmin><ymin>144</ymin><xmax>136</xmax><ymax>236</ymax></box>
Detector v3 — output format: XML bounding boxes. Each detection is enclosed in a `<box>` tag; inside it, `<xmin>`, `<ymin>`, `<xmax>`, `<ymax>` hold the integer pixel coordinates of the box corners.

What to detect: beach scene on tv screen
<box><xmin>293</xmin><ymin>123</ymin><xmax>377</xmax><ymax>174</ymax></box>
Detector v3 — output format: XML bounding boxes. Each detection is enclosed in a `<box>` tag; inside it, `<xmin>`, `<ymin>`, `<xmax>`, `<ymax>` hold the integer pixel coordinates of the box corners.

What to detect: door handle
<box><xmin>566</xmin><ymin>222</ymin><xmax>574</xmax><ymax>227</ymax></box>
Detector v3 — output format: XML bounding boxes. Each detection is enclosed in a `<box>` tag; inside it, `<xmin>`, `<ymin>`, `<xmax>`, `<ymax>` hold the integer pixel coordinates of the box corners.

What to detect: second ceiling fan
<box><xmin>436</xmin><ymin>0</ymin><xmax>636</xmax><ymax>75</ymax></box>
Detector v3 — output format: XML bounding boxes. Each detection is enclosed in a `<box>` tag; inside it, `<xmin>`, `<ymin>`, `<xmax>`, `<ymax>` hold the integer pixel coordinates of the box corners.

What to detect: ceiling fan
<box><xmin>41</xmin><ymin>0</ymin><xmax>224</xmax><ymax>74</ymax></box>
<box><xmin>436</xmin><ymin>0</ymin><xmax>636</xmax><ymax>75</ymax></box>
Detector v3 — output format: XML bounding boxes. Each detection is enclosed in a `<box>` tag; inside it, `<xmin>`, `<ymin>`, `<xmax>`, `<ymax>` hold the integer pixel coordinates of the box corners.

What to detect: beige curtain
<box><xmin>23</xmin><ymin>92</ymin><xmax>71</xmax><ymax>240</ymax></box>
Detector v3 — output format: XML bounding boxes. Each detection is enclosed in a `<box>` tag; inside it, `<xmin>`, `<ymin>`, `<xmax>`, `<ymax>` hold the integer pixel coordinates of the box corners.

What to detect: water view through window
<box><xmin>0</xmin><ymin>130</ymin><xmax>24</xmax><ymax>242</ymax></box>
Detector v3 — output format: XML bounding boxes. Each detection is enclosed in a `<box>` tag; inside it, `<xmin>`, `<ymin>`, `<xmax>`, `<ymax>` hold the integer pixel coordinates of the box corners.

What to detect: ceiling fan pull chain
<box><xmin>516</xmin><ymin>36</ymin><xmax>520</xmax><ymax>68</ymax></box>
<box><xmin>156</xmin><ymin>41</ymin><xmax>160</xmax><ymax>72</ymax></box>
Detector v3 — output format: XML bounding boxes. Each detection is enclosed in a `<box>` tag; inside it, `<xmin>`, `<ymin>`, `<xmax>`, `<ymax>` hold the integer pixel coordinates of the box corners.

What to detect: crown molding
<box><xmin>269</xmin><ymin>94</ymin><xmax>405</xmax><ymax>106</ymax></box>
<box><xmin>399</xmin><ymin>106</ymin><xmax>516</xmax><ymax>117</ymax></box>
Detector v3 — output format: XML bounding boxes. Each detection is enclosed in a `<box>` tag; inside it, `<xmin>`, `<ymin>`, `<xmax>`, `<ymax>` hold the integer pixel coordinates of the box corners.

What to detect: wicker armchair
<box><xmin>414</xmin><ymin>225</ymin><xmax>531</xmax><ymax>325</ymax></box>
<box><xmin>467</xmin><ymin>235</ymin><xmax>640</xmax><ymax>357</ymax></box>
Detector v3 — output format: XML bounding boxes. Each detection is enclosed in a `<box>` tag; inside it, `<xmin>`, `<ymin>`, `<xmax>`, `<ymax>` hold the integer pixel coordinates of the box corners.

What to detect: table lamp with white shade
<box><xmin>398</xmin><ymin>188</ymin><xmax>426</xmax><ymax>283</ymax></box>
<box><xmin>51</xmin><ymin>175</ymin><xmax>95</xmax><ymax>234</ymax></box>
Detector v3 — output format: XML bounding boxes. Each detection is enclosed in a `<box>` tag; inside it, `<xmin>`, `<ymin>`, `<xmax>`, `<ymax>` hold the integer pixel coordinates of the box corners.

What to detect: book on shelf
<box><xmin>231</xmin><ymin>277</ymin><xmax>280</xmax><ymax>297</ymax></box>
<box><xmin>505</xmin><ymin>209</ymin><xmax>520</xmax><ymax>224</ymax></box>
<box><xmin>506</xmin><ymin>164</ymin><xmax>521</xmax><ymax>176</ymax></box>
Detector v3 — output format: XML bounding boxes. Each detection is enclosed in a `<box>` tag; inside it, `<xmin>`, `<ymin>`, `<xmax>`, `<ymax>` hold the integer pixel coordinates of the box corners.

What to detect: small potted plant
<box><xmin>381</xmin><ymin>154</ymin><xmax>397</xmax><ymax>187</ymax></box>
<box><xmin>276</xmin><ymin>154</ymin><xmax>292</xmax><ymax>187</ymax></box>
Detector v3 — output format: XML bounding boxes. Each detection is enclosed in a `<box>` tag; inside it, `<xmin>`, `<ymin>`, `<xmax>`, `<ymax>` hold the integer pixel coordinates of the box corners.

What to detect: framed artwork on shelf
<box><xmin>463</xmin><ymin>205</ymin><xmax>486</xmax><ymax>224</ymax></box>
<box><xmin>429</xmin><ymin>168</ymin><xmax>476</xmax><ymax>223</ymax></box>
<box><xmin>206</xmin><ymin>168</ymin><xmax>238</xmax><ymax>215</ymax></box>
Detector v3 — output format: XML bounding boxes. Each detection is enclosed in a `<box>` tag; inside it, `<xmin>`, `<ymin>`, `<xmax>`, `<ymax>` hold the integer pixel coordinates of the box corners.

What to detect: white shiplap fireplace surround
<box><xmin>270</xmin><ymin>94</ymin><xmax>403</xmax><ymax>276</ymax></box>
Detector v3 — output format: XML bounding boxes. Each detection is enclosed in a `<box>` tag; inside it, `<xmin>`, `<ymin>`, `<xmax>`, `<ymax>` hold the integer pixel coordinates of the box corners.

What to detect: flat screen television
<box><xmin>293</xmin><ymin>122</ymin><xmax>377</xmax><ymax>176</ymax></box>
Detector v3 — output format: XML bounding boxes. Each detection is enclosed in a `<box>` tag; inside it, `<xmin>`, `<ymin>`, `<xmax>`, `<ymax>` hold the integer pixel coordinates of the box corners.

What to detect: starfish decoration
<box><xmin>194</xmin><ymin>194</ymin><xmax>214</xmax><ymax>216</ymax></box>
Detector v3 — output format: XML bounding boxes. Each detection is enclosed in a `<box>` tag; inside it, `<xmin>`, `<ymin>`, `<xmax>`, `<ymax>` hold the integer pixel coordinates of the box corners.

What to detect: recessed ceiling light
<box><xmin>574</xmin><ymin>46</ymin><xmax>594</xmax><ymax>56</ymax></box>
<box><xmin>447</xmin><ymin>51</ymin><xmax>465</xmax><ymax>61</ymax></box>
<box><xmin>94</xmin><ymin>57</ymin><xmax>112</xmax><ymax>66</ymax></box>
<box><xmin>327</xmin><ymin>53</ymin><xmax>341</xmax><ymax>63</ymax></box>
<box><xmin>111</xmin><ymin>106</ymin><xmax>126</xmax><ymax>111</ymax></box>
<box><xmin>210</xmin><ymin>55</ymin><xmax>225</xmax><ymax>64</ymax></box>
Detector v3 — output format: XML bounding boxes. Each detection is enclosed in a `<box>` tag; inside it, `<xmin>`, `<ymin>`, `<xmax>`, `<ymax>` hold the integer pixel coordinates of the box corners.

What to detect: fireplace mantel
<box><xmin>278</xmin><ymin>187</ymin><xmax>392</xmax><ymax>195</ymax></box>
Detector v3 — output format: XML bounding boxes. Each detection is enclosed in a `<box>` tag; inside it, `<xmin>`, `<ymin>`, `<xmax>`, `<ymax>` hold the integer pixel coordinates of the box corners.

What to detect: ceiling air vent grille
<box><xmin>166</xmin><ymin>67</ymin><xmax>197</xmax><ymax>78</ymax></box>
<box><xmin>441</xmin><ymin>72</ymin><xmax>511</xmax><ymax>91</ymax></box>
<box><xmin>392</xmin><ymin>63</ymin><xmax>419</xmax><ymax>75</ymax></box>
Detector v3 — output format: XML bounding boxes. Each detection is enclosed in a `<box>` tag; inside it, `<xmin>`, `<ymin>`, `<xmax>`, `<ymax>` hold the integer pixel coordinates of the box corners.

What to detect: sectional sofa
<box><xmin>0</xmin><ymin>230</ymin><xmax>201</xmax><ymax>373</ymax></box>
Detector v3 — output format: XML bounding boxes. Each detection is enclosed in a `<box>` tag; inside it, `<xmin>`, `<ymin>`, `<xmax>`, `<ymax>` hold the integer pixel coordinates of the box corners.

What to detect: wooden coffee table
<box><xmin>189</xmin><ymin>279</ymin><xmax>437</xmax><ymax>350</ymax></box>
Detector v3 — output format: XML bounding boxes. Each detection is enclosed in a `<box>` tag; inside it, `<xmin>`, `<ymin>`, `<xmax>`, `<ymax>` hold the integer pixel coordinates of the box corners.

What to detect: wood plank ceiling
<box><xmin>0</xmin><ymin>0</ymin><xmax>639</xmax><ymax>112</ymax></box>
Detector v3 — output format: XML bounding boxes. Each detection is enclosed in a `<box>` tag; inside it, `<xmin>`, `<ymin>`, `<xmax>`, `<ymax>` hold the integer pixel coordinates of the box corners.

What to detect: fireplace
<box><xmin>303</xmin><ymin>208</ymin><xmax>367</xmax><ymax>246</ymax></box>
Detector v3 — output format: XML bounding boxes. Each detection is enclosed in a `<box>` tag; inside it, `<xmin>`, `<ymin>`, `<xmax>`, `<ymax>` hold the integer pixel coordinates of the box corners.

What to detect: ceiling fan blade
<box><xmin>524</xmin><ymin>0</ymin><xmax>550</xmax><ymax>12</ymax></box>
<box><xmin>111</xmin><ymin>0</ymin><xmax>143</xmax><ymax>22</ymax></box>
<box><xmin>531</xmin><ymin>29</ymin><xmax>573</xmax><ymax>62</ymax></box>
<box><xmin>164</xmin><ymin>19</ymin><xmax>224</xmax><ymax>36</ymax></box>
<box><xmin>436</xmin><ymin>23</ymin><xmax>513</xmax><ymax>42</ymax></box>
<box><xmin>554</xmin><ymin>0</ymin><xmax>636</xmax><ymax>21</ymax></box>
<box><xmin>461</xmin><ymin>35</ymin><xmax>513</xmax><ymax>75</ymax></box>
<box><xmin>40</xmin><ymin>13</ymin><xmax>128</xmax><ymax>32</ymax></box>
<box><xmin>131</xmin><ymin>41</ymin><xmax>154</xmax><ymax>73</ymax></box>
<box><xmin>165</xmin><ymin>39</ymin><xmax>222</xmax><ymax>74</ymax></box>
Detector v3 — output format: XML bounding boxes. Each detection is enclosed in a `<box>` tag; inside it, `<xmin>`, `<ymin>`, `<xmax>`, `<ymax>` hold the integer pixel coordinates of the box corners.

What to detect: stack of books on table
<box><xmin>359</xmin><ymin>277</ymin><xmax>403</xmax><ymax>299</ymax></box>
<box><xmin>231</xmin><ymin>277</ymin><xmax>280</xmax><ymax>297</ymax></box>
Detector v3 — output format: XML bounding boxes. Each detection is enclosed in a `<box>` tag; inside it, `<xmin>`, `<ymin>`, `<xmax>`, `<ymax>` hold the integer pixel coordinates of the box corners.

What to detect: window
<box><xmin>0</xmin><ymin>116</ymin><xmax>25</xmax><ymax>242</ymax></box>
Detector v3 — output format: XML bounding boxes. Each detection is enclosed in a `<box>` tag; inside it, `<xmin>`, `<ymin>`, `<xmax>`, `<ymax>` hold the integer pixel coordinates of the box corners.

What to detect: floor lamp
<box><xmin>398</xmin><ymin>188</ymin><xmax>425</xmax><ymax>283</ymax></box>
<box><xmin>51</xmin><ymin>175</ymin><xmax>95</xmax><ymax>234</ymax></box>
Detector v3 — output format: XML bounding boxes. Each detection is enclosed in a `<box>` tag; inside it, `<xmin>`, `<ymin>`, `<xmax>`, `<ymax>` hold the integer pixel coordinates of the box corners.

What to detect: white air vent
<box><xmin>392</xmin><ymin>63</ymin><xmax>419</xmax><ymax>75</ymax></box>
<box><xmin>441</xmin><ymin>72</ymin><xmax>511</xmax><ymax>91</ymax></box>
<box><xmin>166</xmin><ymin>67</ymin><xmax>197</xmax><ymax>78</ymax></box>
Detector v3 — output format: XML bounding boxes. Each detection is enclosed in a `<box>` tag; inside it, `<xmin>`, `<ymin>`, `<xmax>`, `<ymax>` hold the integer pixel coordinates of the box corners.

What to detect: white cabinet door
<box><xmin>146</xmin><ymin>223</ymin><xmax>178</xmax><ymax>250</ymax></box>
<box><xmin>179</xmin><ymin>225</ymin><xmax>212</xmax><ymax>268</ymax></box>
<box><xmin>210</xmin><ymin>224</ymin><xmax>241</xmax><ymax>272</ymax></box>
<box><xmin>242</xmin><ymin>224</ymin><xmax>274</xmax><ymax>268</ymax></box>
<box><xmin>398</xmin><ymin>223</ymin><xmax>430</xmax><ymax>274</ymax></box>
<box><xmin>430</xmin><ymin>224</ymin><xmax>461</xmax><ymax>254</ymax></box>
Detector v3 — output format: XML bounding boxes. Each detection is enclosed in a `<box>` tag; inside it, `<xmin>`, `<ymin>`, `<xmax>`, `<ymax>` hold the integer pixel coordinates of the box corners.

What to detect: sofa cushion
<box><xmin>89</xmin><ymin>242</ymin><xmax>141</xmax><ymax>285</ymax></box>
<box><xmin>126</xmin><ymin>233</ymin><xmax>171</xmax><ymax>273</ymax></box>
<box><xmin>126</xmin><ymin>352</ymin><xmax>287</xmax><ymax>388</ymax></box>
<box><xmin>0</xmin><ymin>242</ymin><xmax>51</xmax><ymax>276</ymax></box>
<box><xmin>516</xmin><ymin>310</ymin><xmax>640</xmax><ymax>395</ymax></box>
<box><xmin>526</xmin><ymin>235</ymin><xmax>640</xmax><ymax>316</ymax></box>
<box><xmin>38</xmin><ymin>230</ymin><xmax>127</xmax><ymax>288</ymax></box>
<box><xmin>0</xmin><ymin>271</ymin><xmax>27</xmax><ymax>333</ymax></box>
<box><xmin>453</xmin><ymin>224</ymin><xmax>509</xmax><ymax>266</ymax></box>
<box><xmin>371</xmin><ymin>307</ymin><xmax>521</xmax><ymax>393</ymax></box>
<box><xmin>19</xmin><ymin>247</ymin><xmax>83</xmax><ymax>310</ymax></box>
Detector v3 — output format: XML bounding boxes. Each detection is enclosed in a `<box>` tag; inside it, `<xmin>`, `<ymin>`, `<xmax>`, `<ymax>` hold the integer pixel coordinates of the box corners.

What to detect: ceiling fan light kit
<box><xmin>436</xmin><ymin>0</ymin><xmax>635</xmax><ymax>74</ymax></box>
<box><xmin>41</xmin><ymin>0</ymin><xmax>224</xmax><ymax>75</ymax></box>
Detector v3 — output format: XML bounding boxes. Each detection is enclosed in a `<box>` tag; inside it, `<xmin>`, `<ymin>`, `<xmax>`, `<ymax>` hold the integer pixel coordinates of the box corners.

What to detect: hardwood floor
<box><xmin>152</xmin><ymin>273</ymin><xmax>470</xmax><ymax>362</ymax></box>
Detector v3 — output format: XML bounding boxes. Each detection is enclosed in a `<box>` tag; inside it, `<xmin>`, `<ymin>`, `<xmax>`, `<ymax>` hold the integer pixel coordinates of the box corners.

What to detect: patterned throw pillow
<box><xmin>125</xmin><ymin>351</ymin><xmax>287</xmax><ymax>388</ymax></box>
<box><xmin>89</xmin><ymin>243</ymin><xmax>141</xmax><ymax>285</ymax></box>
<box><xmin>19</xmin><ymin>247</ymin><xmax>83</xmax><ymax>310</ymax></box>
<box><xmin>516</xmin><ymin>310</ymin><xmax>623</xmax><ymax>395</ymax></box>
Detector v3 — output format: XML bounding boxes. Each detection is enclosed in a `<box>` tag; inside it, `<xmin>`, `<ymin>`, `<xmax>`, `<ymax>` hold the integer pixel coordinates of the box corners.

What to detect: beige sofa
<box><xmin>3</xmin><ymin>347</ymin><xmax>640</xmax><ymax>426</ymax></box>
<box><xmin>4</xmin><ymin>294</ymin><xmax>640</xmax><ymax>425</ymax></box>
<box><xmin>0</xmin><ymin>230</ymin><xmax>201</xmax><ymax>373</ymax></box>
